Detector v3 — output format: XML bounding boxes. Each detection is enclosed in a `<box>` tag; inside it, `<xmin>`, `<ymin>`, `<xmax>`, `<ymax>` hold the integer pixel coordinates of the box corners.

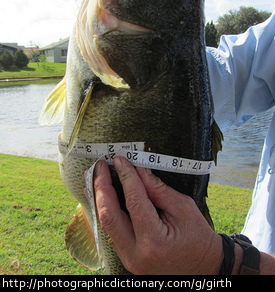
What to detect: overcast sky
<box><xmin>1</xmin><ymin>0</ymin><xmax>274</xmax><ymax>47</ymax></box>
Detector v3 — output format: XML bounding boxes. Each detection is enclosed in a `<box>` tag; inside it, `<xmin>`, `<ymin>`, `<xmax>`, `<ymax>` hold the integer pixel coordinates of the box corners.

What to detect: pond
<box><xmin>0</xmin><ymin>84</ymin><xmax>61</xmax><ymax>161</ymax></box>
<box><xmin>0</xmin><ymin>83</ymin><xmax>273</xmax><ymax>189</ymax></box>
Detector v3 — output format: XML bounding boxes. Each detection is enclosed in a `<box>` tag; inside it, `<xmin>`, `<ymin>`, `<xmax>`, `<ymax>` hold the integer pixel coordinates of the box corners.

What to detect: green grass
<box><xmin>0</xmin><ymin>154</ymin><xmax>252</xmax><ymax>275</ymax></box>
<box><xmin>208</xmin><ymin>184</ymin><xmax>252</xmax><ymax>234</ymax></box>
<box><xmin>0</xmin><ymin>62</ymin><xmax>66</xmax><ymax>80</ymax></box>
<box><xmin>0</xmin><ymin>154</ymin><xmax>92</xmax><ymax>275</ymax></box>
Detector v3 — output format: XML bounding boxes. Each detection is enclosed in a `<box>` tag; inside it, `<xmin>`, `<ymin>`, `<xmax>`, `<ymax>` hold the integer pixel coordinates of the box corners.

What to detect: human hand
<box><xmin>93</xmin><ymin>156</ymin><xmax>223</xmax><ymax>275</ymax></box>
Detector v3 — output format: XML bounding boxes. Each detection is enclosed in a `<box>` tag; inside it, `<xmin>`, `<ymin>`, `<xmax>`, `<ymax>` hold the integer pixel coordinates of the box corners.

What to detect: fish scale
<box><xmin>39</xmin><ymin>0</ymin><xmax>223</xmax><ymax>275</ymax></box>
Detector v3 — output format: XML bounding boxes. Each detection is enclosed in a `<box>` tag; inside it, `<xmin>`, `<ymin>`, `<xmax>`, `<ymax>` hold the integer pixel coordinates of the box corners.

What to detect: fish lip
<box><xmin>97</xmin><ymin>0</ymin><xmax>152</xmax><ymax>35</ymax></box>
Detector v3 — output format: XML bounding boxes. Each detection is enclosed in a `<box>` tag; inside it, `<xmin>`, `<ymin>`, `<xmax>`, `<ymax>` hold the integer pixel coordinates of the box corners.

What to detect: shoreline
<box><xmin>0</xmin><ymin>76</ymin><xmax>63</xmax><ymax>82</ymax></box>
<box><xmin>0</xmin><ymin>77</ymin><xmax>62</xmax><ymax>88</ymax></box>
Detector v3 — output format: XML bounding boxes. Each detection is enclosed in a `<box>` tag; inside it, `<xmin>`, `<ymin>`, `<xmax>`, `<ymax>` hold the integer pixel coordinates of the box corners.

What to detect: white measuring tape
<box><xmin>58</xmin><ymin>138</ymin><xmax>214</xmax><ymax>176</ymax></box>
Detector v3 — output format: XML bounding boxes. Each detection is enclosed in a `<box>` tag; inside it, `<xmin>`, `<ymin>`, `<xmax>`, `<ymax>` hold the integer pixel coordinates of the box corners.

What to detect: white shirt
<box><xmin>206</xmin><ymin>12</ymin><xmax>275</xmax><ymax>254</ymax></box>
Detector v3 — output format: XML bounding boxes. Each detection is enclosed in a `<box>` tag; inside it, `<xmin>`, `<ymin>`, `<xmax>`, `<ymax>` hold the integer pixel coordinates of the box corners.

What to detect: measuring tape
<box><xmin>58</xmin><ymin>138</ymin><xmax>214</xmax><ymax>176</ymax></box>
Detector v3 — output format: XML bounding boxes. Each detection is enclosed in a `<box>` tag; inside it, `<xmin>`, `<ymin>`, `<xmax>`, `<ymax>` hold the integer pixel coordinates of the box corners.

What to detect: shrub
<box><xmin>14</xmin><ymin>49</ymin><xmax>29</xmax><ymax>69</ymax></box>
<box><xmin>0</xmin><ymin>50</ymin><xmax>14</xmax><ymax>69</ymax></box>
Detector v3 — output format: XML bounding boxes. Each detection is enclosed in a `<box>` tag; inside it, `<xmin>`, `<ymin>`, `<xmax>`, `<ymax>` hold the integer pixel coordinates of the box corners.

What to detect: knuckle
<box><xmin>148</xmin><ymin>174</ymin><xmax>170</xmax><ymax>194</ymax></box>
<box><xmin>98</xmin><ymin>208</ymin><xmax>116</xmax><ymax>231</ymax></box>
<box><xmin>125</xmin><ymin>192</ymin><xmax>142</xmax><ymax>213</ymax></box>
<box><xmin>152</xmin><ymin>179</ymin><xmax>167</xmax><ymax>193</ymax></box>
<box><xmin>93</xmin><ymin>176</ymin><xmax>105</xmax><ymax>193</ymax></box>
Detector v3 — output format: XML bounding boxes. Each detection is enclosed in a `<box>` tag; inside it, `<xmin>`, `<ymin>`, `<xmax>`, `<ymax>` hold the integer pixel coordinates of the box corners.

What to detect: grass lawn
<box><xmin>0</xmin><ymin>62</ymin><xmax>66</xmax><ymax>80</ymax></box>
<box><xmin>0</xmin><ymin>154</ymin><xmax>92</xmax><ymax>275</ymax></box>
<box><xmin>0</xmin><ymin>154</ymin><xmax>253</xmax><ymax>275</ymax></box>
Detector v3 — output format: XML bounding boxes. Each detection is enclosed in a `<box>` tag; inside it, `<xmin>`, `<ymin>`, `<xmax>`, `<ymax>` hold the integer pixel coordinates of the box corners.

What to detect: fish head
<box><xmin>77</xmin><ymin>0</ymin><xmax>205</xmax><ymax>90</ymax></box>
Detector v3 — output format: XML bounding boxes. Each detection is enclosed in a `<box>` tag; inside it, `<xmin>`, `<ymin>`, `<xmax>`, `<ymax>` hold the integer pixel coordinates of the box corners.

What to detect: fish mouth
<box><xmin>77</xmin><ymin>0</ymin><xmax>151</xmax><ymax>89</ymax></box>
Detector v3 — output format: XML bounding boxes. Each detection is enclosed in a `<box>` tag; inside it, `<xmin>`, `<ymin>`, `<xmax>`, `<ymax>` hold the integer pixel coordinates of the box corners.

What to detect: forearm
<box><xmin>231</xmin><ymin>244</ymin><xmax>275</xmax><ymax>275</ymax></box>
<box><xmin>260</xmin><ymin>252</ymin><xmax>275</xmax><ymax>275</ymax></box>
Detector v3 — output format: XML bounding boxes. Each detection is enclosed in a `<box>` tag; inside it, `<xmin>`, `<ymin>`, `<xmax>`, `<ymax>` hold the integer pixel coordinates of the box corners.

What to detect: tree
<box><xmin>14</xmin><ymin>49</ymin><xmax>29</xmax><ymax>69</ymax></box>
<box><xmin>39</xmin><ymin>54</ymin><xmax>48</xmax><ymax>69</ymax></box>
<box><xmin>216</xmin><ymin>10</ymin><xmax>238</xmax><ymax>37</ymax></box>
<box><xmin>28</xmin><ymin>41</ymin><xmax>40</xmax><ymax>65</ymax></box>
<box><xmin>216</xmin><ymin>6</ymin><xmax>272</xmax><ymax>39</ymax></box>
<box><xmin>205</xmin><ymin>21</ymin><xmax>218</xmax><ymax>47</ymax></box>
<box><xmin>0</xmin><ymin>50</ymin><xmax>14</xmax><ymax>69</ymax></box>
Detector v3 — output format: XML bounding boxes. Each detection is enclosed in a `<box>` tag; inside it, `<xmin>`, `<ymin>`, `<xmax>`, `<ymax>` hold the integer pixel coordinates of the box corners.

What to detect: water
<box><xmin>0</xmin><ymin>84</ymin><xmax>61</xmax><ymax>162</ymax></box>
<box><xmin>212</xmin><ymin>109</ymin><xmax>274</xmax><ymax>189</ymax></box>
<box><xmin>0</xmin><ymin>84</ymin><xmax>274</xmax><ymax>189</ymax></box>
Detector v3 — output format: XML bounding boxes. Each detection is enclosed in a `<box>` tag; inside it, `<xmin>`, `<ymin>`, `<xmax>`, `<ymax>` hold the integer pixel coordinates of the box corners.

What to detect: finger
<box><xmin>93</xmin><ymin>161</ymin><xmax>135</xmax><ymax>251</ymax></box>
<box><xmin>113</xmin><ymin>157</ymin><xmax>165</xmax><ymax>240</ymax></box>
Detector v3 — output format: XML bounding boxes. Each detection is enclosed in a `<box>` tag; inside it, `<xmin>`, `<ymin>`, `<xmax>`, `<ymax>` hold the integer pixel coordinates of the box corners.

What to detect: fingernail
<box><xmin>146</xmin><ymin>168</ymin><xmax>152</xmax><ymax>175</ymax></box>
<box><xmin>94</xmin><ymin>161</ymin><xmax>102</xmax><ymax>177</ymax></box>
<box><xmin>114</xmin><ymin>157</ymin><xmax>123</xmax><ymax>172</ymax></box>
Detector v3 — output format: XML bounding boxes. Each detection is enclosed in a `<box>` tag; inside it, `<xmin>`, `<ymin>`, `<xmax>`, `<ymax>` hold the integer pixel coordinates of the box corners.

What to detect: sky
<box><xmin>0</xmin><ymin>0</ymin><xmax>274</xmax><ymax>48</ymax></box>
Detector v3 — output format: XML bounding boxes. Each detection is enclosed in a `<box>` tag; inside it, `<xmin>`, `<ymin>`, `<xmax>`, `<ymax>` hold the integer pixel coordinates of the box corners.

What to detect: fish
<box><xmin>39</xmin><ymin>0</ymin><xmax>223</xmax><ymax>275</ymax></box>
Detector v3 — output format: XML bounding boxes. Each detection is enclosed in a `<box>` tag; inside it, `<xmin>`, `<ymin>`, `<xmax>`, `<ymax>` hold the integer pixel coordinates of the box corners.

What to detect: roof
<box><xmin>39</xmin><ymin>37</ymin><xmax>69</xmax><ymax>51</ymax></box>
<box><xmin>0</xmin><ymin>43</ymin><xmax>24</xmax><ymax>50</ymax></box>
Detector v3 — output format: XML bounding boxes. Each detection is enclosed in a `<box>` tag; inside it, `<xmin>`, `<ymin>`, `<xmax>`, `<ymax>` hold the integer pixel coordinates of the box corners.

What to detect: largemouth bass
<box><xmin>39</xmin><ymin>0</ymin><xmax>223</xmax><ymax>275</ymax></box>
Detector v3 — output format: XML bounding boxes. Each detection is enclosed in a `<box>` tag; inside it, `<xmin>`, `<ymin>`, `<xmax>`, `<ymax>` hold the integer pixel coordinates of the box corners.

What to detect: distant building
<box><xmin>24</xmin><ymin>47</ymin><xmax>40</xmax><ymax>62</ymax></box>
<box><xmin>39</xmin><ymin>38</ymin><xmax>69</xmax><ymax>63</ymax></box>
<box><xmin>0</xmin><ymin>43</ymin><xmax>39</xmax><ymax>61</ymax></box>
<box><xmin>0</xmin><ymin>43</ymin><xmax>22</xmax><ymax>56</ymax></box>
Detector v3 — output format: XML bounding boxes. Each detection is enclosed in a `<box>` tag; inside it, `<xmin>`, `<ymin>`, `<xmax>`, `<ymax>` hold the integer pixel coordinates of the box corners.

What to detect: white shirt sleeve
<box><xmin>206</xmin><ymin>12</ymin><xmax>275</xmax><ymax>131</ymax></box>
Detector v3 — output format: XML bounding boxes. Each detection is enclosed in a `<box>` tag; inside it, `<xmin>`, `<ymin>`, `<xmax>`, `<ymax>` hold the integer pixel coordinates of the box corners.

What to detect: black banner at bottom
<box><xmin>0</xmin><ymin>275</ymin><xmax>270</xmax><ymax>291</ymax></box>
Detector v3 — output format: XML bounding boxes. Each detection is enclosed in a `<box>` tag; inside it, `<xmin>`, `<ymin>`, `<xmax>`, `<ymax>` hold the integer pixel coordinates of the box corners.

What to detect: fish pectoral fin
<box><xmin>212</xmin><ymin>120</ymin><xmax>224</xmax><ymax>165</ymax></box>
<box><xmin>65</xmin><ymin>204</ymin><xmax>103</xmax><ymax>271</ymax></box>
<box><xmin>67</xmin><ymin>83</ymin><xmax>95</xmax><ymax>154</ymax></box>
<box><xmin>38</xmin><ymin>77</ymin><xmax>66</xmax><ymax>125</ymax></box>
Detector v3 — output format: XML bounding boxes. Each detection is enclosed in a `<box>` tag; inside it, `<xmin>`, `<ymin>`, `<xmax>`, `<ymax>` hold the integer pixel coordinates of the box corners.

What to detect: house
<box><xmin>0</xmin><ymin>43</ymin><xmax>39</xmax><ymax>61</ymax></box>
<box><xmin>23</xmin><ymin>46</ymin><xmax>40</xmax><ymax>62</ymax></box>
<box><xmin>0</xmin><ymin>43</ymin><xmax>21</xmax><ymax>56</ymax></box>
<box><xmin>39</xmin><ymin>38</ymin><xmax>69</xmax><ymax>63</ymax></box>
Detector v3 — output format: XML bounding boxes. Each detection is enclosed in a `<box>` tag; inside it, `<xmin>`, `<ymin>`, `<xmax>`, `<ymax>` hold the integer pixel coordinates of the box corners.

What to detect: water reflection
<box><xmin>0</xmin><ymin>84</ymin><xmax>274</xmax><ymax>189</ymax></box>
